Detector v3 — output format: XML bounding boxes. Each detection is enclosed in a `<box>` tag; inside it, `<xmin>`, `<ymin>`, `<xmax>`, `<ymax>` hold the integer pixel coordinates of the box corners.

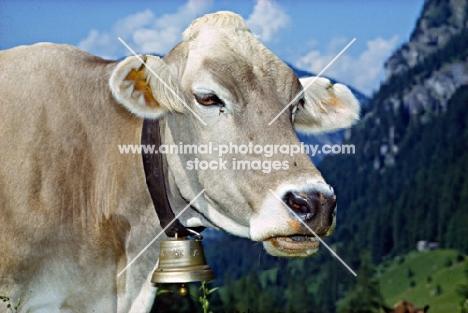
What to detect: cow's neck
<box><xmin>141</xmin><ymin>118</ymin><xmax>203</xmax><ymax>237</ymax></box>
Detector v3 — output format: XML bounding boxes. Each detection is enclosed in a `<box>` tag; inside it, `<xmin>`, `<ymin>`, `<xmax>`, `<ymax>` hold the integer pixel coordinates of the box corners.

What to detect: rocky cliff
<box><xmin>385</xmin><ymin>0</ymin><xmax>467</xmax><ymax>77</ymax></box>
<box><xmin>358</xmin><ymin>0</ymin><xmax>468</xmax><ymax>171</ymax></box>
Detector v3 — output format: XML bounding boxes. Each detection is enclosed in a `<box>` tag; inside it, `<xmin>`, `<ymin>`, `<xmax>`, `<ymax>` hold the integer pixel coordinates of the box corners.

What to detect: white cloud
<box><xmin>77</xmin><ymin>0</ymin><xmax>212</xmax><ymax>59</ymax></box>
<box><xmin>295</xmin><ymin>36</ymin><xmax>399</xmax><ymax>95</ymax></box>
<box><xmin>246</xmin><ymin>0</ymin><xmax>289</xmax><ymax>43</ymax></box>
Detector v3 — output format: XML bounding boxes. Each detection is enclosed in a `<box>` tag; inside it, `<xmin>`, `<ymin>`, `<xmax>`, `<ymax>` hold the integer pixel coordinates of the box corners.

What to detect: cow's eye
<box><xmin>298</xmin><ymin>98</ymin><xmax>305</xmax><ymax>107</ymax></box>
<box><xmin>194</xmin><ymin>93</ymin><xmax>224</xmax><ymax>107</ymax></box>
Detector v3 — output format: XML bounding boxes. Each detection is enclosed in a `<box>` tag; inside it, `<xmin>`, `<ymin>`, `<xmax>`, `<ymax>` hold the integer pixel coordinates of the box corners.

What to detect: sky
<box><xmin>0</xmin><ymin>0</ymin><xmax>424</xmax><ymax>96</ymax></box>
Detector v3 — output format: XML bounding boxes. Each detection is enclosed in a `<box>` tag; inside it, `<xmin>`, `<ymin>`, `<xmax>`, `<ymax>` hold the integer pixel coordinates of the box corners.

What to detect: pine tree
<box><xmin>244</xmin><ymin>270</ymin><xmax>262</xmax><ymax>311</ymax></box>
<box><xmin>286</xmin><ymin>273</ymin><xmax>316</xmax><ymax>313</ymax></box>
<box><xmin>317</xmin><ymin>260</ymin><xmax>339</xmax><ymax>313</ymax></box>
<box><xmin>457</xmin><ymin>261</ymin><xmax>468</xmax><ymax>313</ymax></box>
<box><xmin>336</xmin><ymin>250</ymin><xmax>383</xmax><ymax>313</ymax></box>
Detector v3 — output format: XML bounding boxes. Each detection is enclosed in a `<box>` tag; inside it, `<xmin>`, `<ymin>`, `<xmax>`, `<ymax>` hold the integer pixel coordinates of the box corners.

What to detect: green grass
<box><xmin>378</xmin><ymin>249</ymin><xmax>466</xmax><ymax>313</ymax></box>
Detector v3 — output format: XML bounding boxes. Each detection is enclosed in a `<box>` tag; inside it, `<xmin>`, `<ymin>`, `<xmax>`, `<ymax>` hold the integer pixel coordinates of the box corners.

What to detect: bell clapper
<box><xmin>178</xmin><ymin>284</ymin><xmax>188</xmax><ymax>296</ymax></box>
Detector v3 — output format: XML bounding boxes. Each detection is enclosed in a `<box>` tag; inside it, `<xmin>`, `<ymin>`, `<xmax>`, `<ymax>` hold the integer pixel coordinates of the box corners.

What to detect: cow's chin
<box><xmin>263</xmin><ymin>235</ymin><xmax>320</xmax><ymax>257</ymax></box>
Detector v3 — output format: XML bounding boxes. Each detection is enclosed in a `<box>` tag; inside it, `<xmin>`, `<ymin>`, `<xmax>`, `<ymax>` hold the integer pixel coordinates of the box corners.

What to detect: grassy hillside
<box><xmin>379</xmin><ymin>249</ymin><xmax>466</xmax><ymax>313</ymax></box>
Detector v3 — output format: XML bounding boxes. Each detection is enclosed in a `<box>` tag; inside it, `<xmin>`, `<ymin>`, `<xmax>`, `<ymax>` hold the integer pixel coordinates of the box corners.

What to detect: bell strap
<box><xmin>141</xmin><ymin>118</ymin><xmax>204</xmax><ymax>237</ymax></box>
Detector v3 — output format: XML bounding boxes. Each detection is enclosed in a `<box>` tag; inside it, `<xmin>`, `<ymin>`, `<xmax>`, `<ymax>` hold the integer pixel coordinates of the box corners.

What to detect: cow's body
<box><xmin>0</xmin><ymin>43</ymin><xmax>158</xmax><ymax>312</ymax></box>
<box><xmin>0</xmin><ymin>12</ymin><xmax>359</xmax><ymax>312</ymax></box>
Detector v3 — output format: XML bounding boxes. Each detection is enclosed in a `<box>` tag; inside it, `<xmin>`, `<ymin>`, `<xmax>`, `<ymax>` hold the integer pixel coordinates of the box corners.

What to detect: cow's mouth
<box><xmin>268</xmin><ymin>235</ymin><xmax>319</xmax><ymax>254</ymax></box>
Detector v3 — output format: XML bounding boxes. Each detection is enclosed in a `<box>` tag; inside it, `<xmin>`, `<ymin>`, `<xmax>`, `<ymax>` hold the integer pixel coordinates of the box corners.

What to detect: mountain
<box><xmin>385</xmin><ymin>0</ymin><xmax>467</xmax><ymax>78</ymax></box>
<box><xmin>319</xmin><ymin>0</ymin><xmax>468</xmax><ymax>262</ymax></box>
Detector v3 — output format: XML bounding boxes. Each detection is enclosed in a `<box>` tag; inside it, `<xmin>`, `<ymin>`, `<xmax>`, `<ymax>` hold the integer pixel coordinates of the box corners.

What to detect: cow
<box><xmin>0</xmin><ymin>11</ymin><xmax>359</xmax><ymax>312</ymax></box>
<box><xmin>382</xmin><ymin>300</ymin><xmax>430</xmax><ymax>313</ymax></box>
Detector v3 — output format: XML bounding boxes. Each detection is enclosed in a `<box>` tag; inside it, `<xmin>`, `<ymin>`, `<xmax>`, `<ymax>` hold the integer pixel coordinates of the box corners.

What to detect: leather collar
<box><xmin>141</xmin><ymin>118</ymin><xmax>204</xmax><ymax>237</ymax></box>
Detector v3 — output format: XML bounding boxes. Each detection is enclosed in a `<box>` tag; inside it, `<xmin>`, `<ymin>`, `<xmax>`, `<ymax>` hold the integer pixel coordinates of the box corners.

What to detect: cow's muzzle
<box><xmin>283</xmin><ymin>186</ymin><xmax>336</xmax><ymax>237</ymax></box>
<box><xmin>264</xmin><ymin>186</ymin><xmax>336</xmax><ymax>257</ymax></box>
<box><xmin>255</xmin><ymin>183</ymin><xmax>338</xmax><ymax>257</ymax></box>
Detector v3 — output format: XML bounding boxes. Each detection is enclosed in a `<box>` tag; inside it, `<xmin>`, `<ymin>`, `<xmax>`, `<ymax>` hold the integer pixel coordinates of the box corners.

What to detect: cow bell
<box><xmin>151</xmin><ymin>236</ymin><xmax>215</xmax><ymax>285</ymax></box>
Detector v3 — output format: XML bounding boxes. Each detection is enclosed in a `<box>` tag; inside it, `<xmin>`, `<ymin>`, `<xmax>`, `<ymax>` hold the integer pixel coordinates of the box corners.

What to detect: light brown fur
<box><xmin>0</xmin><ymin>43</ymin><xmax>157</xmax><ymax>312</ymax></box>
<box><xmin>382</xmin><ymin>300</ymin><xmax>430</xmax><ymax>313</ymax></box>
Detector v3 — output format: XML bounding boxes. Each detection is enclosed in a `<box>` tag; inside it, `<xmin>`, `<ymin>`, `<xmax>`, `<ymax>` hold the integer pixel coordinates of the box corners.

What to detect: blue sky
<box><xmin>0</xmin><ymin>0</ymin><xmax>424</xmax><ymax>95</ymax></box>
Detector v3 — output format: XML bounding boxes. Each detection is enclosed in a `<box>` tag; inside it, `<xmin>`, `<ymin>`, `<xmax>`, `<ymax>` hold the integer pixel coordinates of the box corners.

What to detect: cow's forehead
<box><xmin>192</xmin><ymin>27</ymin><xmax>283</xmax><ymax>71</ymax></box>
<box><xmin>186</xmin><ymin>27</ymin><xmax>302</xmax><ymax>101</ymax></box>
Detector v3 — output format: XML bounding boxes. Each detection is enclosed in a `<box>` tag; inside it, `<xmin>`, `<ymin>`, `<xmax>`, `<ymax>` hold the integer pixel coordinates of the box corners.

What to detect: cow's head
<box><xmin>382</xmin><ymin>301</ymin><xmax>430</xmax><ymax>313</ymax></box>
<box><xmin>109</xmin><ymin>11</ymin><xmax>359</xmax><ymax>257</ymax></box>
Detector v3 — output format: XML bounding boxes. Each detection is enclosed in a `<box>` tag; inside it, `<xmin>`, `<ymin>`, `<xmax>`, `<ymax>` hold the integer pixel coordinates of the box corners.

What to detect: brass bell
<box><xmin>151</xmin><ymin>236</ymin><xmax>215</xmax><ymax>285</ymax></box>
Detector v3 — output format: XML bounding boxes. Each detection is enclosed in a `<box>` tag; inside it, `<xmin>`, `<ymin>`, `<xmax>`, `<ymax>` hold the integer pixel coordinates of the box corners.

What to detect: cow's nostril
<box><xmin>284</xmin><ymin>191</ymin><xmax>316</xmax><ymax>221</ymax></box>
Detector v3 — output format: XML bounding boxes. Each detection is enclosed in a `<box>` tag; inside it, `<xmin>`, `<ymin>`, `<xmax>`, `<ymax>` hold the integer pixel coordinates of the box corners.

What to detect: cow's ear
<box><xmin>293</xmin><ymin>77</ymin><xmax>360</xmax><ymax>133</ymax></box>
<box><xmin>109</xmin><ymin>55</ymin><xmax>185</xmax><ymax>119</ymax></box>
